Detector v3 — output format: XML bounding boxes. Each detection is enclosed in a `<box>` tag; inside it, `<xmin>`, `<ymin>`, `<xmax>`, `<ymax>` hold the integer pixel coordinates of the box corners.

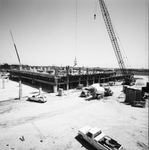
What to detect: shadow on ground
<box><xmin>75</xmin><ymin>135</ymin><xmax>97</xmax><ymax>150</ymax></box>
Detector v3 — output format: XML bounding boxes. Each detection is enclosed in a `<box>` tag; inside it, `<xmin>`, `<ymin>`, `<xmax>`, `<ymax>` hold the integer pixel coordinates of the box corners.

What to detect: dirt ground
<box><xmin>0</xmin><ymin>76</ymin><xmax>148</xmax><ymax>150</ymax></box>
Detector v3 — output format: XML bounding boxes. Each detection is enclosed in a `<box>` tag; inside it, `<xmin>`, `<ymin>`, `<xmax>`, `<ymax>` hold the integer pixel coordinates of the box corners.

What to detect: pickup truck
<box><xmin>28</xmin><ymin>94</ymin><xmax>47</xmax><ymax>103</ymax></box>
<box><xmin>78</xmin><ymin>126</ymin><xmax>123</xmax><ymax>150</ymax></box>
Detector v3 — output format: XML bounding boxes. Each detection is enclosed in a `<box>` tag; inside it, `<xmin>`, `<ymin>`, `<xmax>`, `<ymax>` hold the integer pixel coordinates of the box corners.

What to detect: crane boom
<box><xmin>10</xmin><ymin>30</ymin><xmax>22</xmax><ymax>99</ymax></box>
<box><xmin>10</xmin><ymin>30</ymin><xmax>21</xmax><ymax>66</ymax></box>
<box><xmin>98</xmin><ymin>0</ymin><xmax>126</xmax><ymax>75</ymax></box>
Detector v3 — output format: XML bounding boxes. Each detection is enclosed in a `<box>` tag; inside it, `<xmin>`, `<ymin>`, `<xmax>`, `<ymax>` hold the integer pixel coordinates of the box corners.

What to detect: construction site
<box><xmin>0</xmin><ymin>0</ymin><xmax>149</xmax><ymax>150</ymax></box>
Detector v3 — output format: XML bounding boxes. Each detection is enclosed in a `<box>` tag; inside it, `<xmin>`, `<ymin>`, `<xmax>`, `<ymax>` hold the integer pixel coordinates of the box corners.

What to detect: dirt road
<box><xmin>0</xmin><ymin>79</ymin><xmax>148</xmax><ymax>150</ymax></box>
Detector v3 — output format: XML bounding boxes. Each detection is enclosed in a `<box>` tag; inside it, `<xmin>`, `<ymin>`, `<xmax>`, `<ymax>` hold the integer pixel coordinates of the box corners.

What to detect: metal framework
<box><xmin>98</xmin><ymin>0</ymin><xmax>127</xmax><ymax>75</ymax></box>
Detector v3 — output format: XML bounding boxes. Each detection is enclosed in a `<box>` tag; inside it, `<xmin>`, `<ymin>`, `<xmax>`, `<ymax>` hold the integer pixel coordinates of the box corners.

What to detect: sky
<box><xmin>0</xmin><ymin>0</ymin><xmax>148</xmax><ymax>69</ymax></box>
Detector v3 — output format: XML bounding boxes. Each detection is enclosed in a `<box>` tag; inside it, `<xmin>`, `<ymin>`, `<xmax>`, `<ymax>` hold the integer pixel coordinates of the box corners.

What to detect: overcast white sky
<box><xmin>0</xmin><ymin>0</ymin><xmax>148</xmax><ymax>68</ymax></box>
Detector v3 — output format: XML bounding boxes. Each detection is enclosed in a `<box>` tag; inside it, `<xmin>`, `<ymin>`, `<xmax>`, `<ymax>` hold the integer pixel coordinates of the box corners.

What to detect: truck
<box><xmin>78</xmin><ymin>126</ymin><xmax>123</xmax><ymax>150</ymax></box>
<box><xmin>87</xmin><ymin>84</ymin><xmax>113</xmax><ymax>99</ymax></box>
<box><xmin>28</xmin><ymin>94</ymin><xmax>47</xmax><ymax>103</ymax></box>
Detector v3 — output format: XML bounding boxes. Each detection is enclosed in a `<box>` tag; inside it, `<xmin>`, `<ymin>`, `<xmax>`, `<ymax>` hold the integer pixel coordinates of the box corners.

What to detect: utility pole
<box><xmin>10</xmin><ymin>30</ymin><xmax>22</xmax><ymax>99</ymax></box>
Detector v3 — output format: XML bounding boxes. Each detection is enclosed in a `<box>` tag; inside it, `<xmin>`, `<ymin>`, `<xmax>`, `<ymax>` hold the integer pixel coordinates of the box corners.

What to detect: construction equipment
<box><xmin>98</xmin><ymin>0</ymin><xmax>135</xmax><ymax>85</ymax></box>
<box><xmin>10</xmin><ymin>30</ymin><xmax>22</xmax><ymax>99</ymax></box>
<box><xmin>81</xmin><ymin>84</ymin><xmax>113</xmax><ymax>99</ymax></box>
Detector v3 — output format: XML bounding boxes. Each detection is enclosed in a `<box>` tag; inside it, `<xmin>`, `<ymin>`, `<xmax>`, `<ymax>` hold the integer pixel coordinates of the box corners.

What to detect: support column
<box><xmin>19</xmin><ymin>80</ymin><xmax>22</xmax><ymax>99</ymax></box>
<box><xmin>98</xmin><ymin>76</ymin><xmax>100</xmax><ymax>84</ymax></box>
<box><xmin>79</xmin><ymin>68</ymin><xmax>81</xmax><ymax>75</ymax></box>
<box><xmin>39</xmin><ymin>87</ymin><xmax>42</xmax><ymax>95</ymax></box>
<box><xmin>43</xmin><ymin>67</ymin><xmax>47</xmax><ymax>73</ymax></box>
<box><xmin>66</xmin><ymin>76</ymin><xmax>69</xmax><ymax>90</ymax></box>
<box><xmin>86</xmin><ymin>76</ymin><xmax>89</xmax><ymax>87</ymax></box>
<box><xmin>92</xmin><ymin>76</ymin><xmax>95</xmax><ymax>84</ymax></box>
<box><xmin>53</xmin><ymin>77</ymin><xmax>58</xmax><ymax>93</ymax></box>
<box><xmin>29</xmin><ymin>66</ymin><xmax>32</xmax><ymax>71</ymax></box>
<box><xmin>86</xmin><ymin>68</ymin><xmax>89</xmax><ymax>87</ymax></box>
<box><xmin>79</xmin><ymin>76</ymin><xmax>81</xmax><ymax>85</ymax></box>
<box><xmin>19</xmin><ymin>66</ymin><xmax>22</xmax><ymax>100</ymax></box>
<box><xmin>86</xmin><ymin>68</ymin><xmax>89</xmax><ymax>75</ymax></box>
<box><xmin>2</xmin><ymin>78</ymin><xmax>5</xmax><ymax>89</ymax></box>
<box><xmin>33</xmin><ymin>67</ymin><xmax>36</xmax><ymax>72</ymax></box>
<box><xmin>53</xmin><ymin>85</ymin><xmax>57</xmax><ymax>93</ymax></box>
<box><xmin>66</xmin><ymin>66</ymin><xmax>70</xmax><ymax>76</ymax></box>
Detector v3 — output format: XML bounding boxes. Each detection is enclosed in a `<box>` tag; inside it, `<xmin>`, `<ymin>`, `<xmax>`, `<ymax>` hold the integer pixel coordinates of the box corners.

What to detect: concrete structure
<box><xmin>9</xmin><ymin>68</ymin><xmax>126</xmax><ymax>93</ymax></box>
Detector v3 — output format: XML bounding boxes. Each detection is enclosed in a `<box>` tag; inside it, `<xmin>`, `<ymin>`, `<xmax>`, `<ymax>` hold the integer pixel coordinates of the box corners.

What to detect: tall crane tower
<box><xmin>98</xmin><ymin>0</ymin><xmax>134</xmax><ymax>85</ymax></box>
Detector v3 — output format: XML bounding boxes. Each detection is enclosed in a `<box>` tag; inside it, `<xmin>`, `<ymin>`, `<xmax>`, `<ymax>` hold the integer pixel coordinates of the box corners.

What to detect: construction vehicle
<box><xmin>80</xmin><ymin>84</ymin><xmax>113</xmax><ymax>99</ymax></box>
<box><xmin>98</xmin><ymin>0</ymin><xmax>135</xmax><ymax>85</ymax></box>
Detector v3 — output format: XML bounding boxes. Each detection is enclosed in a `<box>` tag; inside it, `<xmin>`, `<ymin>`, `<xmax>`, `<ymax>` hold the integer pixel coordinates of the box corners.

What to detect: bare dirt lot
<box><xmin>0</xmin><ymin>77</ymin><xmax>148</xmax><ymax>150</ymax></box>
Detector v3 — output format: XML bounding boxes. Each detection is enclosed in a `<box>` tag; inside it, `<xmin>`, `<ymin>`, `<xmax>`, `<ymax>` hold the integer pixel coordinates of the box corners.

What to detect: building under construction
<box><xmin>10</xmin><ymin>66</ymin><xmax>127</xmax><ymax>93</ymax></box>
<box><xmin>8</xmin><ymin>0</ymin><xmax>145</xmax><ymax>93</ymax></box>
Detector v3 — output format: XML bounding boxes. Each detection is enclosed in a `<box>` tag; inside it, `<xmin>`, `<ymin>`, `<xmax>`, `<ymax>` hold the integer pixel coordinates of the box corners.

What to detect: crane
<box><xmin>98</xmin><ymin>0</ymin><xmax>135</xmax><ymax>85</ymax></box>
<box><xmin>10</xmin><ymin>30</ymin><xmax>22</xmax><ymax>99</ymax></box>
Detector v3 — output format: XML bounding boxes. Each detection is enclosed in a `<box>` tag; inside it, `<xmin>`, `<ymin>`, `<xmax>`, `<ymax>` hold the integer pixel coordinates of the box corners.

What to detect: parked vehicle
<box><xmin>80</xmin><ymin>84</ymin><xmax>113</xmax><ymax>99</ymax></box>
<box><xmin>87</xmin><ymin>84</ymin><xmax>105</xmax><ymax>99</ymax></box>
<box><xmin>28</xmin><ymin>94</ymin><xmax>47</xmax><ymax>103</ymax></box>
<box><xmin>78</xmin><ymin>126</ymin><xmax>123</xmax><ymax>150</ymax></box>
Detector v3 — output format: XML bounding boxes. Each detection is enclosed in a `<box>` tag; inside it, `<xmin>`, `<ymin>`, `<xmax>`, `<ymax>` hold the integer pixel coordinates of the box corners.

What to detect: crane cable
<box><xmin>74</xmin><ymin>0</ymin><xmax>78</xmax><ymax>67</ymax></box>
<box><xmin>112</xmin><ymin>22</ymin><xmax>131</xmax><ymax>68</ymax></box>
<box><xmin>94</xmin><ymin>0</ymin><xmax>98</xmax><ymax>19</ymax></box>
<box><xmin>104</xmin><ymin>0</ymin><xmax>131</xmax><ymax>69</ymax></box>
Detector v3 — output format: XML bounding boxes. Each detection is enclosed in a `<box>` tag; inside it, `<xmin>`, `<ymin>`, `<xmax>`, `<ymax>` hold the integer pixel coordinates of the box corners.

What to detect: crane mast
<box><xmin>98</xmin><ymin>0</ymin><xmax>127</xmax><ymax>75</ymax></box>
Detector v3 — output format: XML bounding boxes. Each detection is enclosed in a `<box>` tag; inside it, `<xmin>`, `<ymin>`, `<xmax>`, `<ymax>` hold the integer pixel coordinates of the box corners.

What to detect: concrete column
<box><xmin>43</xmin><ymin>67</ymin><xmax>47</xmax><ymax>72</ymax></box>
<box><xmin>39</xmin><ymin>87</ymin><xmax>42</xmax><ymax>95</ymax></box>
<box><xmin>2</xmin><ymin>78</ymin><xmax>5</xmax><ymax>89</ymax></box>
<box><xmin>53</xmin><ymin>77</ymin><xmax>58</xmax><ymax>93</ymax></box>
<box><xmin>79</xmin><ymin>68</ymin><xmax>81</xmax><ymax>75</ymax></box>
<box><xmin>93</xmin><ymin>68</ymin><xmax>95</xmax><ymax>74</ymax></box>
<box><xmin>98</xmin><ymin>76</ymin><xmax>100</xmax><ymax>84</ymax></box>
<box><xmin>29</xmin><ymin>66</ymin><xmax>32</xmax><ymax>70</ymax></box>
<box><xmin>79</xmin><ymin>76</ymin><xmax>81</xmax><ymax>84</ymax></box>
<box><xmin>19</xmin><ymin>80</ymin><xmax>22</xmax><ymax>99</ymax></box>
<box><xmin>47</xmin><ymin>67</ymin><xmax>50</xmax><ymax>72</ymax></box>
<box><xmin>93</xmin><ymin>77</ymin><xmax>95</xmax><ymax>84</ymax></box>
<box><xmin>86</xmin><ymin>68</ymin><xmax>89</xmax><ymax>75</ymax></box>
<box><xmin>66</xmin><ymin>66</ymin><xmax>69</xmax><ymax>76</ymax></box>
<box><xmin>86</xmin><ymin>76</ymin><xmax>89</xmax><ymax>87</ymax></box>
<box><xmin>33</xmin><ymin>67</ymin><xmax>36</xmax><ymax>72</ymax></box>
<box><xmin>66</xmin><ymin>76</ymin><xmax>69</xmax><ymax>90</ymax></box>
<box><xmin>55</xmin><ymin>68</ymin><xmax>58</xmax><ymax>76</ymax></box>
<box><xmin>53</xmin><ymin>85</ymin><xmax>58</xmax><ymax>93</ymax></box>
<box><xmin>66</xmin><ymin>83</ymin><xmax>69</xmax><ymax>91</ymax></box>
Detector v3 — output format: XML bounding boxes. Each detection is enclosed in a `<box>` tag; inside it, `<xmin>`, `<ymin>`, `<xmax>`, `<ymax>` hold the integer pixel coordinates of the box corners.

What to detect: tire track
<box><xmin>0</xmin><ymin>100</ymin><xmax>96</xmax><ymax>130</ymax></box>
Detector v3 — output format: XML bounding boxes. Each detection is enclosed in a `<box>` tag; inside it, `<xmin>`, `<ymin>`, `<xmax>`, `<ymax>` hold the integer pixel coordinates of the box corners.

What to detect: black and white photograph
<box><xmin>0</xmin><ymin>0</ymin><xmax>148</xmax><ymax>149</ymax></box>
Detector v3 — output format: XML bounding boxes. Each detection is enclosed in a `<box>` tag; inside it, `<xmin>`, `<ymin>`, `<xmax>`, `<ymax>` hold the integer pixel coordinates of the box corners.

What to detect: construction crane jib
<box><xmin>98</xmin><ymin>0</ymin><xmax>127</xmax><ymax>75</ymax></box>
